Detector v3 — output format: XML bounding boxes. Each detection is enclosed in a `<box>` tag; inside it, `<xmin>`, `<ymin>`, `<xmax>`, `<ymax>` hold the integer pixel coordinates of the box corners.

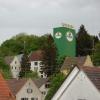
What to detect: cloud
<box><xmin>0</xmin><ymin>0</ymin><xmax>100</xmax><ymax>44</ymax></box>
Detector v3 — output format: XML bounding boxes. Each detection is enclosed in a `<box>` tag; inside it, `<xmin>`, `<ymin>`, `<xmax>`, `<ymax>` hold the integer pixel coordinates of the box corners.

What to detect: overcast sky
<box><xmin>0</xmin><ymin>0</ymin><xmax>100</xmax><ymax>44</ymax></box>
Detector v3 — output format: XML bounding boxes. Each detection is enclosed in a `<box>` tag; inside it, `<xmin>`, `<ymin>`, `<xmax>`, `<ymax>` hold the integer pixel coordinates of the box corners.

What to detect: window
<box><xmin>31</xmin><ymin>98</ymin><xmax>38</xmax><ymax>100</ymax></box>
<box><xmin>15</xmin><ymin>67</ymin><xmax>16</xmax><ymax>69</ymax></box>
<box><xmin>45</xmin><ymin>83</ymin><xmax>50</xmax><ymax>88</ymax></box>
<box><xmin>42</xmin><ymin>91</ymin><xmax>46</xmax><ymax>95</ymax></box>
<box><xmin>40</xmin><ymin>62</ymin><xmax>42</xmax><ymax>65</ymax></box>
<box><xmin>11</xmin><ymin>66</ymin><xmax>13</xmax><ymax>69</ymax></box>
<box><xmin>15</xmin><ymin>61</ymin><xmax>16</xmax><ymax>64</ymax></box>
<box><xmin>41</xmin><ymin>75</ymin><xmax>43</xmax><ymax>78</ymax></box>
<box><xmin>21</xmin><ymin>98</ymin><xmax>28</xmax><ymax>100</ymax></box>
<box><xmin>34</xmin><ymin>62</ymin><xmax>38</xmax><ymax>66</ymax></box>
<box><xmin>27</xmin><ymin>88</ymin><xmax>33</xmax><ymax>93</ymax></box>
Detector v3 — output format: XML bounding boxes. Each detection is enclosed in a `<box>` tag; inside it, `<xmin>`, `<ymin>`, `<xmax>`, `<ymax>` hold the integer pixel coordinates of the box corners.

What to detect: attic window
<box><xmin>34</xmin><ymin>62</ymin><xmax>38</xmax><ymax>66</ymax></box>
<box><xmin>21</xmin><ymin>98</ymin><xmax>28</xmax><ymax>100</ymax></box>
<box><xmin>27</xmin><ymin>88</ymin><xmax>33</xmax><ymax>93</ymax></box>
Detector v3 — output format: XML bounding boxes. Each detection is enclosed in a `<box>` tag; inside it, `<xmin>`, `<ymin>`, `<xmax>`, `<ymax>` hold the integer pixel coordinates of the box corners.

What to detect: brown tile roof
<box><xmin>7</xmin><ymin>78</ymin><xmax>48</xmax><ymax>96</ymax></box>
<box><xmin>34</xmin><ymin>78</ymin><xmax>48</xmax><ymax>88</ymax></box>
<box><xmin>61</xmin><ymin>56</ymin><xmax>86</xmax><ymax>70</ymax></box>
<box><xmin>4</xmin><ymin>56</ymin><xmax>14</xmax><ymax>65</ymax></box>
<box><xmin>29</xmin><ymin>50</ymin><xmax>43</xmax><ymax>61</ymax></box>
<box><xmin>7</xmin><ymin>79</ymin><xmax>27</xmax><ymax>96</ymax></box>
<box><xmin>82</xmin><ymin>67</ymin><xmax>100</xmax><ymax>91</ymax></box>
<box><xmin>0</xmin><ymin>73</ymin><xmax>15</xmax><ymax>100</ymax></box>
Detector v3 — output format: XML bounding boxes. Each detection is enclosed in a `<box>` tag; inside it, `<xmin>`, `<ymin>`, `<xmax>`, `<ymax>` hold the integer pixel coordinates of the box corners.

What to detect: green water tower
<box><xmin>53</xmin><ymin>24</ymin><xmax>76</xmax><ymax>57</ymax></box>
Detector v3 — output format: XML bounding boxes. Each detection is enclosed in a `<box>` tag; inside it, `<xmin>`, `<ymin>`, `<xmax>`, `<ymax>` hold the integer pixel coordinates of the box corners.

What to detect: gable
<box><xmin>10</xmin><ymin>56</ymin><xmax>21</xmax><ymax>68</ymax></box>
<box><xmin>83</xmin><ymin>55</ymin><xmax>93</xmax><ymax>67</ymax></box>
<box><xmin>16</xmin><ymin>79</ymin><xmax>42</xmax><ymax>100</ymax></box>
<box><xmin>52</xmin><ymin>70</ymin><xmax>100</xmax><ymax>100</ymax></box>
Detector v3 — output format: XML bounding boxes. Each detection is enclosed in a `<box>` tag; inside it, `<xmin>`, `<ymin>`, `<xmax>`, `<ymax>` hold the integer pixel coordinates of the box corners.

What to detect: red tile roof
<box><xmin>29</xmin><ymin>50</ymin><xmax>43</xmax><ymax>61</ymax></box>
<box><xmin>82</xmin><ymin>67</ymin><xmax>100</xmax><ymax>91</ymax></box>
<box><xmin>0</xmin><ymin>73</ymin><xmax>15</xmax><ymax>100</ymax></box>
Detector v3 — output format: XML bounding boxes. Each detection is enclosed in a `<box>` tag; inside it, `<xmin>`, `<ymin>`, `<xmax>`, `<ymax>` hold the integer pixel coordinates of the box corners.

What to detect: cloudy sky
<box><xmin>0</xmin><ymin>0</ymin><xmax>100</xmax><ymax>44</ymax></box>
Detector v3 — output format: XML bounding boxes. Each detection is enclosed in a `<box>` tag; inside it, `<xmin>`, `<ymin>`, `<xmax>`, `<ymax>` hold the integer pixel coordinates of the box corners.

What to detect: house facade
<box><xmin>10</xmin><ymin>54</ymin><xmax>23</xmax><ymax>78</ymax></box>
<box><xmin>29</xmin><ymin>50</ymin><xmax>47</xmax><ymax>78</ymax></box>
<box><xmin>61</xmin><ymin>55</ymin><xmax>94</xmax><ymax>75</ymax></box>
<box><xmin>52</xmin><ymin>66</ymin><xmax>100</xmax><ymax>100</ymax></box>
<box><xmin>7</xmin><ymin>78</ymin><xmax>49</xmax><ymax>100</ymax></box>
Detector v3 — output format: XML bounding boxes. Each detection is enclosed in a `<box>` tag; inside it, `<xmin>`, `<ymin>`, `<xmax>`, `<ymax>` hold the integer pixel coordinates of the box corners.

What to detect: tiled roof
<box><xmin>61</xmin><ymin>56</ymin><xmax>86</xmax><ymax>70</ymax></box>
<box><xmin>0</xmin><ymin>73</ymin><xmax>15</xmax><ymax>100</ymax></box>
<box><xmin>7</xmin><ymin>79</ymin><xmax>27</xmax><ymax>96</ymax></box>
<box><xmin>34</xmin><ymin>78</ymin><xmax>48</xmax><ymax>88</ymax></box>
<box><xmin>4</xmin><ymin>56</ymin><xmax>14</xmax><ymax>65</ymax></box>
<box><xmin>7</xmin><ymin>78</ymin><xmax>48</xmax><ymax>95</ymax></box>
<box><xmin>29</xmin><ymin>50</ymin><xmax>43</xmax><ymax>61</ymax></box>
<box><xmin>0</xmin><ymin>94</ymin><xmax>9</xmax><ymax>100</ymax></box>
<box><xmin>82</xmin><ymin>67</ymin><xmax>100</xmax><ymax>91</ymax></box>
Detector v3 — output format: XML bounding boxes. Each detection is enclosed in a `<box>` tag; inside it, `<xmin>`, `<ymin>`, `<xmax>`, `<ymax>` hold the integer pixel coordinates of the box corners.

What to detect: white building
<box><xmin>29</xmin><ymin>50</ymin><xmax>46</xmax><ymax>78</ymax></box>
<box><xmin>5</xmin><ymin>54</ymin><xmax>23</xmax><ymax>78</ymax></box>
<box><xmin>7</xmin><ymin>78</ymin><xmax>49</xmax><ymax>100</ymax></box>
<box><xmin>52</xmin><ymin>66</ymin><xmax>100</xmax><ymax>100</ymax></box>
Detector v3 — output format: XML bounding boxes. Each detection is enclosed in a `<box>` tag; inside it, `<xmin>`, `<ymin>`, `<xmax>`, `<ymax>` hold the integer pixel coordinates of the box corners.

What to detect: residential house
<box><xmin>61</xmin><ymin>55</ymin><xmax>93</xmax><ymax>75</ymax></box>
<box><xmin>52</xmin><ymin>66</ymin><xmax>100</xmax><ymax>100</ymax></box>
<box><xmin>29</xmin><ymin>50</ymin><xmax>46</xmax><ymax>78</ymax></box>
<box><xmin>0</xmin><ymin>73</ymin><xmax>15</xmax><ymax>100</ymax></box>
<box><xmin>7</xmin><ymin>78</ymin><xmax>49</xmax><ymax>100</ymax></box>
<box><xmin>5</xmin><ymin>54</ymin><xmax>23</xmax><ymax>78</ymax></box>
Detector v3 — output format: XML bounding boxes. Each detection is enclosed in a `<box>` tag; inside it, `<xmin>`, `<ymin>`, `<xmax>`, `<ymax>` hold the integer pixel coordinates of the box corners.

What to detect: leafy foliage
<box><xmin>0</xmin><ymin>57</ymin><xmax>11</xmax><ymax>79</ymax></box>
<box><xmin>19</xmin><ymin>51</ymin><xmax>31</xmax><ymax>78</ymax></box>
<box><xmin>24</xmin><ymin>71</ymin><xmax>39</xmax><ymax>79</ymax></box>
<box><xmin>0</xmin><ymin>33</ymin><xmax>47</xmax><ymax>57</ymax></box>
<box><xmin>76</xmin><ymin>25</ymin><xmax>93</xmax><ymax>56</ymax></box>
<box><xmin>41</xmin><ymin>34</ymin><xmax>58</xmax><ymax>77</ymax></box>
<box><xmin>45</xmin><ymin>73</ymin><xmax>65</xmax><ymax>100</ymax></box>
<box><xmin>93</xmin><ymin>42</ymin><xmax>100</xmax><ymax>66</ymax></box>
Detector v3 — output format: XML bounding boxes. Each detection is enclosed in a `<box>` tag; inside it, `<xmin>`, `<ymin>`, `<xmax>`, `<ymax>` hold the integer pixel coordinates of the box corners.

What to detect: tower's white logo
<box><xmin>66</xmin><ymin>32</ymin><xmax>73</xmax><ymax>42</ymax></box>
<box><xmin>55</xmin><ymin>32</ymin><xmax>62</xmax><ymax>39</ymax></box>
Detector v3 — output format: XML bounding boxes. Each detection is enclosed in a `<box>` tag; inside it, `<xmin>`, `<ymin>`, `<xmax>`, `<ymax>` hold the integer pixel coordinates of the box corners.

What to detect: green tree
<box><xmin>19</xmin><ymin>51</ymin><xmax>31</xmax><ymax>78</ymax></box>
<box><xmin>45</xmin><ymin>73</ymin><xmax>65</xmax><ymax>100</ymax></box>
<box><xmin>41</xmin><ymin>34</ymin><xmax>58</xmax><ymax>77</ymax></box>
<box><xmin>76</xmin><ymin>25</ymin><xmax>93</xmax><ymax>56</ymax></box>
<box><xmin>0</xmin><ymin>57</ymin><xmax>11</xmax><ymax>79</ymax></box>
<box><xmin>93</xmin><ymin>42</ymin><xmax>100</xmax><ymax>66</ymax></box>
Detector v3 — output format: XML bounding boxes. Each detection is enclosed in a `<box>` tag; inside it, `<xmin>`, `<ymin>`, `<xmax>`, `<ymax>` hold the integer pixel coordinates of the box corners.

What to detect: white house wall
<box><xmin>57</xmin><ymin>71</ymin><xmax>100</xmax><ymax>100</ymax></box>
<box><xmin>30</xmin><ymin>61</ymin><xmax>42</xmax><ymax>72</ymax></box>
<box><xmin>39</xmin><ymin>84</ymin><xmax>49</xmax><ymax>100</ymax></box>
<box><xmin>10</xmin><ymin>56</ymin><xmax>21</xmax><ymax>78</ymax></box>
<box><xmin>16</xmin><ymin>79</ymin><xmax>43</xmax><ymax>100</ymax></box>
<box><xmin>30</xmin><ymin>61</ymin><xmax>46</xmax><ymax>78</ymax></box>
<box><xmin>52</xmin><ymin>67</ymin><xmax>79</xmax><ymax>100</ymax></box>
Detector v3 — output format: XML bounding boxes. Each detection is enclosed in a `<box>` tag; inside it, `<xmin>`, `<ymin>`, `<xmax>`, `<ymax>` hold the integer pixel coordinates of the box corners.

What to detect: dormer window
<box><xmin>27</xmin><ymin>88</ymin><xmax>33</xmax><ymax>93</ymax></box>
